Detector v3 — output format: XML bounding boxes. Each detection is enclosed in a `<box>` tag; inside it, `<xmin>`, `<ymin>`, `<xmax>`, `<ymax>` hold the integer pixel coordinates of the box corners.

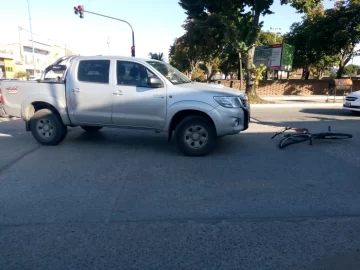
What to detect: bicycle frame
<box><xmin>271</xmin><ymin>127</ymin><xmax>309</xmax><ymax>140</ymax></box>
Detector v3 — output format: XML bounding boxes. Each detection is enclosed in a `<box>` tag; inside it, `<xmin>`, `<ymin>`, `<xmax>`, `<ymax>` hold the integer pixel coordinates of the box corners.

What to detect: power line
<box><xmin>18</xmin><ymin>26</ymin><xmax>71</xmax><ymax>50</ymax></box>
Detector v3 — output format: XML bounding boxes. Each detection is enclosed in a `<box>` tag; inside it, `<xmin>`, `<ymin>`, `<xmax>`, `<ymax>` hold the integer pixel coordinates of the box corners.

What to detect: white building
<box><xmin>0</xmin><ymin>27</ymin><xmax>73</xmax><ymax>78</ymax></box>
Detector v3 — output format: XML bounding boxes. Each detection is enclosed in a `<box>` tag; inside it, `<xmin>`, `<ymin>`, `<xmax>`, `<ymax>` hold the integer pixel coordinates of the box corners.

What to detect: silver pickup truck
<box><xmin>0</xmin><ymin>56</ymin><xmax>250</xmax><ymax>156</ymax></box>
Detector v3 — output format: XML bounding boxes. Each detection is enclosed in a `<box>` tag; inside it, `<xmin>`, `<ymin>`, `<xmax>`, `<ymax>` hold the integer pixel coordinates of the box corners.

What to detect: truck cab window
<box><xmin>78</xmin><ymin>60</ymin><xmax>110</xmax><ymax>84</ymax></box>
<box><xmin>116</xmin><ymin>61</ymin><xmax>159</xmax><ymax>87</ymax></box>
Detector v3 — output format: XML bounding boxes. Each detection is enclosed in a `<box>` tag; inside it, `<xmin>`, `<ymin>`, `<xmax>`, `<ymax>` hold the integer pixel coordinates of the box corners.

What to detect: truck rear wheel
<box><xmin>81</xmin><ymin>126</ymin><xmax>103</xmax><ymax>132</ymax></box>
<box><xmin>30</xmin><ymin>109</ymin><xmax>67</xmax><ymax>146</ymax></box>
<box><xmin>175</xmin><ymin>116</ymin><xmax>216</xmax><ymax>156</ymax></box>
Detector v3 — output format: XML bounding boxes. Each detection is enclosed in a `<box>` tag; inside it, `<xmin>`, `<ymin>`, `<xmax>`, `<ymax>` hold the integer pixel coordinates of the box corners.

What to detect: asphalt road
<box><xmin>0</xmin><ymin>106</ymin><xmax>360</xmax><ymax>270</ymax></box>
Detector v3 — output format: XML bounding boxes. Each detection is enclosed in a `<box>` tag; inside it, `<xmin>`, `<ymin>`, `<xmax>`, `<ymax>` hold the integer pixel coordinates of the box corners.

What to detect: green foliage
<box><xmin>191</xmin><ymin>67</ymin><xmax>206</xmax><ymax>81</ymax></box>
<box><xmin>218</xmin><ymin>47</ymin><xmax>239</xmax><ymax>77</ymax></box>
<box><xmin>284</xmin><ymin>1</ymin><xmax>360</xmax><ymax>78</ymax></box>
<box><xmin>178</xmin><ymin>0</ymin><xmax>322</xmax><ymax>94</ymax></box>
<box><xmin>149</xmin><ymin>52</ymin><xmax>165</xmax><ymax>61</ymax></box>
<box><xmin>344</xmin><ymin>64</ymin><xmax>359</xmax><ymax>75</ymax></box>
<box><xmin>168</xmin><ymin>35</ymin><xmax>201</xmax><ymax>74</ymax></box>
<box><xmin>251</xmin><ymin>64</ymin><xmax>267</xmax><ymax>86</ymax></box>
<box><xmin>14</xmin><ymin>71</ymin><xmax>30</xmax><ymax>79</ymax></box>
<box><xmin>283</xmin><ymin>3</ymin><xmax>340</xmax><ymax>78</ymax></box>
<box><xmin>256</xmin><ymin>31</ymin><xmax>283</xmax><ymax>46</ymax></box>
<box><xmin>316</xmin><ymin>2</ymin><xmax>360</xmax><ymax>77</ymax></box>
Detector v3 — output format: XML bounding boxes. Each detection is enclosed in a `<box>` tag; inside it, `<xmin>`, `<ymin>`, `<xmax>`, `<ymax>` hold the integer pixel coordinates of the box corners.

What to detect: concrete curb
<box><xmin>250</xmin><ymin>103</ymin><xmax>344</xmax><ymax>108</ymax></box>
<box><xmin>262</xmin><ymin>96</ymin><xmax>345</xmax><ymax>101</ymax></box>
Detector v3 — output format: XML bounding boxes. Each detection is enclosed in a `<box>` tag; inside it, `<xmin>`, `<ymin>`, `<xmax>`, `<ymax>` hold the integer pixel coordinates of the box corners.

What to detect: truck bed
<box><xmin>1</xmin><ymin>81</ymin><xmax>66</xmax><ymax>118</ymax></box>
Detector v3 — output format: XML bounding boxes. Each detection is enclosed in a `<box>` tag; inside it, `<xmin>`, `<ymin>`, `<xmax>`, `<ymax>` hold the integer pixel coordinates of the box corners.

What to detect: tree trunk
<box><xmin>239</xmin><ymin>52</ymin><xmax>243</xmax><ymax>91</ymax></box>
<box><xmin>337</xmin><ymin>59</ymin><xmax>345</xmax><ymax>78</ymax></box>
<box><xmin>205</xmin><ymin>63</ymin><xmax>213</xmax><ymax>83</ymax></box>
<box><xmin>189</xmin><ymin>60</ymin><xmax>199</xmax><ymax>81</ymax></box>
<box><xmin>336</xmin><ymin>66</ymin><xmax>345</xmax><ymax>78</ymax></box>
<box><xmin>245</xmin><ymin>46</ymin><xmax>255</xmax><ymax>95</ymax></box>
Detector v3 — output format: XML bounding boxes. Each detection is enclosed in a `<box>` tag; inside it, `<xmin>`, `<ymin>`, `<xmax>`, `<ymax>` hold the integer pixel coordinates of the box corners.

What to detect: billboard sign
<box><xmin>254</xmin><ymin>43</ymin><xmax>294</xmax><ymax>71</ymax></box>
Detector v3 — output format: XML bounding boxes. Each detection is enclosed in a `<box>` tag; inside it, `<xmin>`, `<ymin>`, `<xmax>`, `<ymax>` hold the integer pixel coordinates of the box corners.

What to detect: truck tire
<box><xmin>81</xmin><ymin>126</ymin><xmax>103</xmax><ymax>132</ymax></box>
<box><xmin>30</xmin><ymin>109</ymin><xmax>68</xmax><ymax>146</ymax></box>
<box><xmin>175</xmin><ymin>116</ymin><xmax>216</xmax><ymax>156</ymax></box>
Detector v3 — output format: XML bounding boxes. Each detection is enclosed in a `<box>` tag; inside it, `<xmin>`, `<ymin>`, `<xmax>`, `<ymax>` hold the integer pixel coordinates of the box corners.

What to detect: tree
<box><xmin>149</xmin><ymin>52</ymin><xmax>165</xmax><ymax>61</ymax></box>
<box><xmin>344</xmin><ymin>64</ymin><xmax>359</xmax><ymax>75</ymax></box>
<box><xmin>169</xmin><ymin>35</ymin><xmax>201</xmax><ymax>77</ymax></box>
<box><xmin>256</xmin><ymin>30</ymin><xmax>283</xmax><ymax>46</ymax></box>
<box><xmin>284</xmin><ymin>1</ymin><xmax>360</xmax><ymax>78</ymax></box>
<box><xmin>179</xmin><ymin>0</ymin><xmax>322</xmax><ymax>99</ymax></box>
<box><xmin>182</xmin><ymin>16</ymin><xmax>226</xmax><ymax>81</ymax></box>
<box><xmin>283</xmin><ymin>16</ymin><xmax>337</xmax><ymax>79</ymax></box>
<box><xmin>317</xmin><ymin>1</ymin><xmax>360</xmax><ymax>77</ymax></box>
<box><xmin>218</xmin><ymin>47</ymin><xmax>240</xmax><ymax>79</ymax></box>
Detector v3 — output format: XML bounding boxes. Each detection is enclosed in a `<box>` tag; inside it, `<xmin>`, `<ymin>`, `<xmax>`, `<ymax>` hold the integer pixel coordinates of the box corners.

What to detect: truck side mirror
<box><xmin>148</xmin><ymin>77</ymin><xmax>163</xmax><ymax>88</ymax></box>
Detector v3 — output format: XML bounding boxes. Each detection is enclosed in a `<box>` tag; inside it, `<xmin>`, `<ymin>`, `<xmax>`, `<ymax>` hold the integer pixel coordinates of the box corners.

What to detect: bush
<box><xmin>14</xmin><ymin>71</ymin><xmax>30</xmax><ymax>79</ymax></box>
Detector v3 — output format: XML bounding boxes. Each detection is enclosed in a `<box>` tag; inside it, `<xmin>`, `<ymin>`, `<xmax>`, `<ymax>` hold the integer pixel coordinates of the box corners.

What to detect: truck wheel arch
<box><xmin>24</xmin><ymin>102</ymin><xmax>63</xmax><ymax>131</ymax></box>
<box><xmin>167</xmin><ymin>110</ymin><xmax>216</xmax><ymax>142</ymax></box>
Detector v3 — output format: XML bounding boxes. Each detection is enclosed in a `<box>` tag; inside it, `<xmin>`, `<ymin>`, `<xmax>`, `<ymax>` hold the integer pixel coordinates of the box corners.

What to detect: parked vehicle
<box><xmin>0</xmin><ymin>56</ymin><xmax>250</xmax><ymax>156</ymax></box>
<box><xmin>343</xmin><ymin>90</ymin><xmax>360</xmax><ymax>114</ymax></box>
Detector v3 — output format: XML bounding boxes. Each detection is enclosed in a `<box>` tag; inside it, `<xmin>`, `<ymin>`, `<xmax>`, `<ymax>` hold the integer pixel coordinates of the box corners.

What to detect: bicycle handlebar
<box><xmin>271</xmin><ymin>127</ymin><xmax>292</xmax><ymax>139</ymax></box>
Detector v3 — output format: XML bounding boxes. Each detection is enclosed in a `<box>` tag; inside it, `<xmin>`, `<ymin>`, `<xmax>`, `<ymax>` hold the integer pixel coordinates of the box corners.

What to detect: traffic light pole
<box><xmin>82</xmin><ymin>10</ymin><xmax>135</xmax><ymax>57</ymax></box>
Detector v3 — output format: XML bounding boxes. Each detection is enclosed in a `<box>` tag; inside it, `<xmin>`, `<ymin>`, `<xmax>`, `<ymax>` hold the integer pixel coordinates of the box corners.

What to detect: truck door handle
<box><xmin>72</xmin><ymin>88</ymin><xmax>82</xmax><ymax>93</ymax></box>
<box><xmin>113</xmin><ymin>90</ymin><xmax>123</xmax><ymax>96</ymax></box>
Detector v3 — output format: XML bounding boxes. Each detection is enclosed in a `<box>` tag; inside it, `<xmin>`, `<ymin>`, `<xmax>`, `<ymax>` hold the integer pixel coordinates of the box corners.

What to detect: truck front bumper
<box><xmin>209</xmin><ymin>105</ymin><xmax>250</xmax><ymax>137</ymax></box>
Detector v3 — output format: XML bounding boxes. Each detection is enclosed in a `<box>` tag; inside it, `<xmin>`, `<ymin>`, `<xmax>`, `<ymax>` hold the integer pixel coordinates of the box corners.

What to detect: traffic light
<box><xmin>74</xmin><ymin>5</ymin><xmax>84</xmax><ymax>19</ymax></box>
<box><xmin>131</xmin><ymin>46</ymin><xmax>135</xmax><ymax>57</ymax></box>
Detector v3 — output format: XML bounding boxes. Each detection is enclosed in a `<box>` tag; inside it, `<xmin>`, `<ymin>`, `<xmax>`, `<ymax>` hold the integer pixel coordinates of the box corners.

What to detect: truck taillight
<box><xmin>0</xmin><ymin>88</ymin><xmax>3</xmax><ymax>104</ymax></box>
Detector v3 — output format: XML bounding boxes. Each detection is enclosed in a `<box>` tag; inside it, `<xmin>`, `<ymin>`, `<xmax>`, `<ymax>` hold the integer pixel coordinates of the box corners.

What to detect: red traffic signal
<box><xmin>73</xmin><ymin>5</ymin><xmax>84</xmax><ymax>18</ymax></box>
<box><xmin>131</xmin><ymin>46</ymin><xmax>135</xmax><ymax>57</ymax></box>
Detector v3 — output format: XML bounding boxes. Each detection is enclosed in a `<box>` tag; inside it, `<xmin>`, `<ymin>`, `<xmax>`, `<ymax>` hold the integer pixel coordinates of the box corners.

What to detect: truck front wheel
<box><xmin>30</xmin><ymin>109</ymin><xmax>67</xmax><ymax>146</ymax></box>
<box><xmin>175</xmin><ymin>116</ymin><xmax>216</xmax><ymax>156</ymax></box>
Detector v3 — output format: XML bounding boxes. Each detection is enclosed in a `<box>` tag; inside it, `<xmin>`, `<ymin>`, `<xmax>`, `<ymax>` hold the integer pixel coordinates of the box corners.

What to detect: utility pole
<box><xmin>270</xmin><ymin>27</ymin><xmax>281</xmax><ymax>43</ymax></box>
<box><xmin>74</xmin><ymin>5</ymin><xmax>136</xmax><ymax>57</ymax></box>
<box><xmin>18</xmin><ymin>26</ymin><xmax>23</xmax><ymax>61</ymax></box>
<box><xmin>26</xmin><ymin>0</ymin><xmax>36</xmax><ymax>75</ymax></box>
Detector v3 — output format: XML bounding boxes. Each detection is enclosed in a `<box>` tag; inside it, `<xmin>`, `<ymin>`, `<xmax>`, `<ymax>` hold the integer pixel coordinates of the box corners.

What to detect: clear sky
<box><xmin>1</xmin><ymin>0</ymin><xmax>357</xmax><ymax>64</ymax></box>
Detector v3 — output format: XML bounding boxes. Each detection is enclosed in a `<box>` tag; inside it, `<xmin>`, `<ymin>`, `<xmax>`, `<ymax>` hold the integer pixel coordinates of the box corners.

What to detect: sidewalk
<box><xmin>252</xmin><ymin>95</ymin><xmax>345</xmax><ymax>108</ymax></box>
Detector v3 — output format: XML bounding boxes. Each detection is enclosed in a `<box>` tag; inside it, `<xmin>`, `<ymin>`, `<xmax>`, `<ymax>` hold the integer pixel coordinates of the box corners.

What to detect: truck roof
<box><xmin>71</xmin><ymin>55</ymin><xmax>164</xmax><ymax>63</ymax></box>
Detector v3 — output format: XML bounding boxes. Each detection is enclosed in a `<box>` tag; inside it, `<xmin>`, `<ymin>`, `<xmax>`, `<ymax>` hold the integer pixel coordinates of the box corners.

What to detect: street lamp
<box><xmin>26</xmin><ymin>0</ymin><xmax>36</xmax><ymax>75</ymax></box>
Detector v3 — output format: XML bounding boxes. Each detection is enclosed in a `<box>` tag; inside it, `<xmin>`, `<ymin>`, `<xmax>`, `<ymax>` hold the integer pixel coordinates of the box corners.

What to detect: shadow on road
<box><xmin>300</xmin><ymin>108</ymin><xmax>360</xmax><ymax>117</ymax></box>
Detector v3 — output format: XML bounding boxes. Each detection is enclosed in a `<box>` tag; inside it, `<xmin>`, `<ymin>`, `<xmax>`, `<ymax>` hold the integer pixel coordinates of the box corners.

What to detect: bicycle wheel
<box><xmin>278</xmin><ymin>134</ymin><xmax>312</xmax><ymax>149</ymax></box>
<box><xmin>314</xmin><ymin>133</ymin><xmax>353</xmax><ymax>140</ymax></box>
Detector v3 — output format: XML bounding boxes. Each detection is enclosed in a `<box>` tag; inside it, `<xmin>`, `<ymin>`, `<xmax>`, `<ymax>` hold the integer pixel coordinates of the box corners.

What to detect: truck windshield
<box><xmin>146</xmin><ymin>61</ymin><xmax>191</xmax><ymax>85</ymax></box>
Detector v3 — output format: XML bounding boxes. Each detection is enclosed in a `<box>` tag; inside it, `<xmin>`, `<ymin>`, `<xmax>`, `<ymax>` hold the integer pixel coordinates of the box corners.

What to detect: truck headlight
<box><xmin>214</xmin><ymin>96</ymin><xmax>242</xmax><ymax>108</ymax></box>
